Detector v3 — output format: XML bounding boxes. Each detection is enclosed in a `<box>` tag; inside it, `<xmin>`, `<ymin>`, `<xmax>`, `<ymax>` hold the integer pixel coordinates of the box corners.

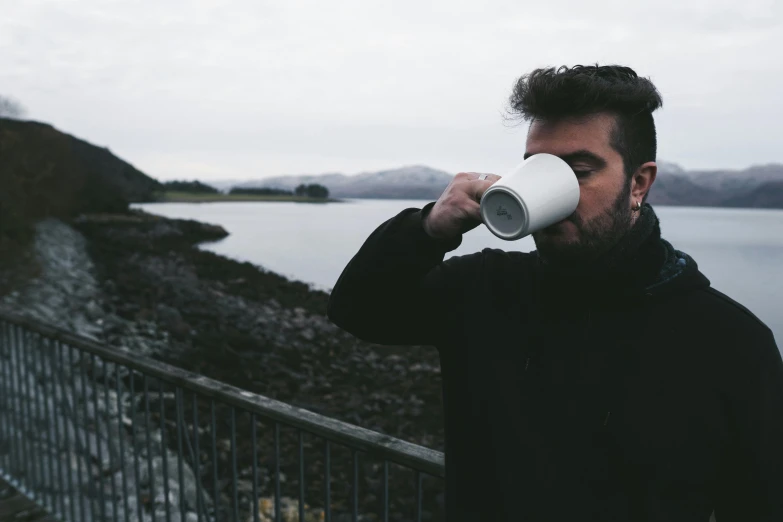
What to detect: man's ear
<box><xmin>632</xmin><ymin>161</ymin><xmax>657</xmax><ymax>203</ymax></box>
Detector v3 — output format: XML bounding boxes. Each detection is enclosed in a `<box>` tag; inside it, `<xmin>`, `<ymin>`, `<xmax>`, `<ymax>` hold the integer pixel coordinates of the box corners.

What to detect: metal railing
<box><xmin>0</xmin><ymin>310</ymin><xmax>445</xmax><ymax>522</ymax></box>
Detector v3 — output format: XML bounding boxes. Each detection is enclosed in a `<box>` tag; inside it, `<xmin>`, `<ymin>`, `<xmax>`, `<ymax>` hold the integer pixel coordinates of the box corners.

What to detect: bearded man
<box><xmin>327</xmin><ymin>65</ymin><xmax>783</xmax><ymax>522</ymax></box>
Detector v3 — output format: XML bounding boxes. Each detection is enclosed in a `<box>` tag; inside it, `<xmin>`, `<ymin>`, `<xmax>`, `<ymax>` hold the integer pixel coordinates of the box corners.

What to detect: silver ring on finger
<box><xmin>478</xmin><ymin>173</ymin><xmax>488</xmax><ymax>181</ymax></box>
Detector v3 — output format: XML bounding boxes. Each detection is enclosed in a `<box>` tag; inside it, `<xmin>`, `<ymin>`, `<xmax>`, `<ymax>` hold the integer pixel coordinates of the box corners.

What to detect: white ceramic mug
<box><xmin>479</xmin><ymin>153</ymin><xmax>580</xmax><ymax>240</ymax></box>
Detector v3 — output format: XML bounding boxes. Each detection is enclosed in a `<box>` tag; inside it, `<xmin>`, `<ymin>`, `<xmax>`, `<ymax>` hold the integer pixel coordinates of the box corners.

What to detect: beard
<box><xmin>532</xmin><ymin>180</ymin><xmax>634</xmax><ymax>268</ymax></box>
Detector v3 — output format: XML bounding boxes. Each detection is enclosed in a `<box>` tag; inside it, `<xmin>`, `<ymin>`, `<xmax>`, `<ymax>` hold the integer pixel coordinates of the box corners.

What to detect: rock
<box><xmin>251</xmin><ymin>496</ymin><xmax>325</xmax><ymax>522</ymax></box>
<box><xmin>85</xmin><ymin>299</ymin><xmax>104</xmax><ymax>321</ymax></box>
<box><xmin>156</xmin><ymin>303</ymin><xmax>182</xmax><ymax>325</ymax></box>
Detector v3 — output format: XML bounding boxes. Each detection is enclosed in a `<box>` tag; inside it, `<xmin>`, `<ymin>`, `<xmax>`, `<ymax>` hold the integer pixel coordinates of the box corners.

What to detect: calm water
<box><xmin>135</xmin><ymin>200</ymin><xmax>783</xmax><ymax>347</ymax></box>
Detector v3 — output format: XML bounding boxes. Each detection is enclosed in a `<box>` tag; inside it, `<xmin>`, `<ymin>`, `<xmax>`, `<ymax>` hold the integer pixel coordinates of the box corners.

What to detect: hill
<box><xmin>649</xmin><ymin>163</ymin><xmax>783</xmax><ymax>208</ymax></box>
<box><xmin>224</xmin><ymin>162</ymin><xmax>783</xmax><ymax>209</ymax></box>
<box><xmin>0</xmin><ymin>118</ymin><xmax>161</xmax><ymax>224</ymax></box>
<box><xmin>233</xmin><ymin>166</ymin><xmax>454</xmax><ymax>200</ymax></box>
<box><xmin>679</xmin><ymin>163</ymin><xmax>783</xmax><ymax>192</ymax></box>
<box><xmin>0</xmin><ymin>117</ymin><xmax>162</xmax><ymax>275</ymax></box>
<box><xmin>719</xmin><ymin>180</ymin><xmax>783</xmax><ymax>209</ymax></box>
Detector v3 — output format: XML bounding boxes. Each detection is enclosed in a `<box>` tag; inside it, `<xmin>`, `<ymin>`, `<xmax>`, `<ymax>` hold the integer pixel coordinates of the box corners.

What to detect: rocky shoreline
<box><xmin>0</xmin><ymin>210</ymin><xmax>447</xmax><ymax>521</ymax></box>
<box><xmin>71</xmin><ymin>211</ymin><xmax>445</xmax><ymax>445</ymax></box>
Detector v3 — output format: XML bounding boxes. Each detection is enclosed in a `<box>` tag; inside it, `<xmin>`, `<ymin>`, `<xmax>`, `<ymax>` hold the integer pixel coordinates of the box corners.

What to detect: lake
<box><xmin>135</xmin><ymin>200</ymin><xmax>783</xmax><ymax>347</ymax></box>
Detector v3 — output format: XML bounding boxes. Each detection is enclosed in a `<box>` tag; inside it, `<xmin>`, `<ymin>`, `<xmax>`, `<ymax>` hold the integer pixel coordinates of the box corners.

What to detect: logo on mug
<box><xmin>496</xmin><ymin>205</ymin><xmax>512</xmax><ymax>220</ymax></box>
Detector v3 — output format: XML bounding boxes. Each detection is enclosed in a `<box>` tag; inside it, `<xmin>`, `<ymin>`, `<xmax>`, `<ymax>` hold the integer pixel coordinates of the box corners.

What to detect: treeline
<box><xmin>294</xmin><ymin>183</ymin><xmax>329</xmax><ymax>199</ymax></box>
<box><xmin>229</xmin><ymin>187</ymin><xmax>292</xmax><ymax>196</ymax></box>
<box><xmin>0</xmin><ymin>95</ymin><xmax>26</xmax><ymax>119</ymax></box>
<box><xmin>163</xmin><ymin>180</ymin><xmax>219</xmax><ymax>194</ymax></box>
<box><xmin>230</xmin><ymin>183</ymin><xmax>330</xmax><ymax>199</ymax></box>
<box><xmin>161</xmin><ymin>179</ymin><xmax>331</xmax><ymax>200</ymax></box>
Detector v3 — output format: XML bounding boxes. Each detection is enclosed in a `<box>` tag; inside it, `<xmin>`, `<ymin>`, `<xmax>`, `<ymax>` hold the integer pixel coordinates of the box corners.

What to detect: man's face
<box><xmin>525</xmin><ymin>113</ymin><xmax>634</xmax><ymax>264</ymax></box>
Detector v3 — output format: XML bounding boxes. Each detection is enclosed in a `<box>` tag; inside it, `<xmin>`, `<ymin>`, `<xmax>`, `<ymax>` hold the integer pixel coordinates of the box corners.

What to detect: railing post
<box><xmin>103</xmin><ymin>361</ymin><xmax>118</xmax><ymax>522</ymax></box>
<box><xmin>0</xmin><ymin>322</ymin><xmax>10</xmax><ymax>481</ymax></box>
<box><xmin>143</xmin><ymin>375</ymin><xmax>157</xmax><ymax>522</ymax></box>
<box><xmin>66</xmin><ymin>343</ymin><xmax>88</xmax><ymax>522</ymax></box>
<box><xmin>230</xmin><ymin>407</ymin><xmax>238</xmax><ymax>522</ymax></box>
<box><xmin>90</xmin><ymin>353</ymin><xmax>107</xmax><ymax>522</ymax></box>
<box><xmin>159</xmin><ymin>381</ymin><xmax>172</xmax><ymax>522</ymax></box>
<box><xmin>21</xmin><ymin>328</ymin><xmax>37</xmax><ymax>498</ymax></box>
<box><xmin>175</xmin><ymin>387</ymin><xmax>186</xmax><ymax>522</ymax></box>
<box><xmin>116</xmin><ymin>363</ymin><xmax>130</xmax><ymax>522</ymax></box>
<box><xmin>210</xmin><ymin>400</ymin><xmax>219</xmax><ymax>522</ymax></box>
<box><xmin>130</xmin><ymin>373</ymin><xmax>144</xmax><ymax>522</ymax></box>
<box><xmin>251</xmin><ymin>414</ymin><xmax>259</xmax><ymax>522</ymax></box>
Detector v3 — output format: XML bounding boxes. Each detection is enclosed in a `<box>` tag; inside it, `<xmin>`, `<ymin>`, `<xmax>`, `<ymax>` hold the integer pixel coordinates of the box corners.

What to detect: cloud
<box><xmin>1</xmin><ymin>0</ymin><xmax>781</xmax><ymax>180</ymax></box>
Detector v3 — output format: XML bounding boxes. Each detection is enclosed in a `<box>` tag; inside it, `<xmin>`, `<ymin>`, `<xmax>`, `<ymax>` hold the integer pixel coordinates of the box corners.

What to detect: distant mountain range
<box><xmin>205</xmin><ymin>162</ymin><xmax>783</xmax><ymax>209</ymax></box>
<box><xmin>648</xmin><ymin>162</ymin><xmax>783</xmax><ymax>208</ymax></box>
<box><xmin>208</xmin><ymin>166</ymin><xmax>454</xmax><ymax>200</ymax></box>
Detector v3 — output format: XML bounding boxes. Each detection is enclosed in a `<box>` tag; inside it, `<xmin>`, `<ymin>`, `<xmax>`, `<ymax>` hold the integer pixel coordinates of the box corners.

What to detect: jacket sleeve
<box><xmin>327</xmin><ymin>202</ymin><xmax>481</xmax><ymax>346</ymax></box>
<box><xmin>715</xmin><ymin>328</ymin><xmax>783</xmax><ymax>521</ymax></box>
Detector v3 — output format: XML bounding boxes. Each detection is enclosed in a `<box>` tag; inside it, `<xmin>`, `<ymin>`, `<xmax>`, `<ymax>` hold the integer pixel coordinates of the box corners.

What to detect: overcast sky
<box><xmin>2</xmin><ymin>0</ymin><xmax>781</xmax><ymax>181</ymax></box>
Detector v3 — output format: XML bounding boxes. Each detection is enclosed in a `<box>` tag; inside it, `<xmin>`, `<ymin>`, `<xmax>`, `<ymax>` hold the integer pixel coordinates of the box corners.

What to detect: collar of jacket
<box><xmin>532</xmin><ymin>203</ymin><xmax>667</xmax><ymax>307</ymax></box>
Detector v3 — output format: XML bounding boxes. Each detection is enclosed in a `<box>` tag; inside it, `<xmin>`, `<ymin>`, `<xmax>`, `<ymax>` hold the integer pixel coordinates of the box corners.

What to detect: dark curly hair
<box><xmin>508</xmin><ymin>65</ymin><xmax>663</xmax><ymax>179</ymax></box>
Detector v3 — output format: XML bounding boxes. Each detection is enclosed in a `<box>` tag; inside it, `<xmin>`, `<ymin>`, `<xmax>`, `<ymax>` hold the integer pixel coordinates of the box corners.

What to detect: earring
<box><xmin>633</xmin><ymin>201</ymin><xmax>641</xmax><ymax>211</ymax></box>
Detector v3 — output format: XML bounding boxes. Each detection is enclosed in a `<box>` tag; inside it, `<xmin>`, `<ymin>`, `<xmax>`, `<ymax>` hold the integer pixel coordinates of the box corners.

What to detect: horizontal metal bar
<box><xmin>0</xmin><ymin>311</ymin><xmax>445</xmax><ymax>477</ymax></box>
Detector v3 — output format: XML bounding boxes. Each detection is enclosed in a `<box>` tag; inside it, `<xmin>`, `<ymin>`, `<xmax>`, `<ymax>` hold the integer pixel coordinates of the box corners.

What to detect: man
<box><xmin>327</xmin><ymin>65</ymin><xmax>783</xmax><ymax>521</ymax></box>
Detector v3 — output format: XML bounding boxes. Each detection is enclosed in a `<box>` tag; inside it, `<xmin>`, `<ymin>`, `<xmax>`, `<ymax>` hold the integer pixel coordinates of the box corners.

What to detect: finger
<box><xmin>456</xmin><ymin>172</ymin><xmax>501</xmax><ymax>182</ymax></box>
<box><xmin>467</xmin><ymin>172</ymin><xmax>501</xmax><ymax>182</ymax></box>
<box><xmin>469</xmin><ymin>179</ymin><xmax>496</xmax><ymax>202</ymax></box>
<box><xmin>465</xmin><ymin>199</ymin><xmax>481</xmax><ymax>221</ymax></box>
<box><xmin>460</xmin><ymin>200</ymin><xmax>483</xmax><ymax>233</ymax></box>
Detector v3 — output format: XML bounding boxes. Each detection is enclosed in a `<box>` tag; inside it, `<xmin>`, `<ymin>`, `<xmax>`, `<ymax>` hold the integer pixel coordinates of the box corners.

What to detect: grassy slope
<box><xmin>156</xmin><ymin>191</ymin><xmax>341</xmax><ymax>203</ymax></box>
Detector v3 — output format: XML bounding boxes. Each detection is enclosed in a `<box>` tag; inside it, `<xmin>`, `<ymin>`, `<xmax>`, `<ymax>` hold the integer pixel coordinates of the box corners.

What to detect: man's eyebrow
<box><xmin>523</xmin><ymin>150</ymin><xmax>608</xmax><ymax>168</ymax></box>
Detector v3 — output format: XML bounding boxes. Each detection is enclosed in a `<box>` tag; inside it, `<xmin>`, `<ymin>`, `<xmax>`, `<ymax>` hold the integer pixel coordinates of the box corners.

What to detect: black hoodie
<box><xmin>327</xmin><ymin>202</ymin><xmax>783</xmax><ymax>522</ymax></box>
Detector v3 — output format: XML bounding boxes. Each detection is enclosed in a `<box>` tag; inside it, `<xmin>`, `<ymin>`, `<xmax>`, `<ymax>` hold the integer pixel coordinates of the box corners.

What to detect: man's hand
<box><xmin>422</xmin><ymin>172</ymin><xmax>501</xmax><ymax>240</ymax></box>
